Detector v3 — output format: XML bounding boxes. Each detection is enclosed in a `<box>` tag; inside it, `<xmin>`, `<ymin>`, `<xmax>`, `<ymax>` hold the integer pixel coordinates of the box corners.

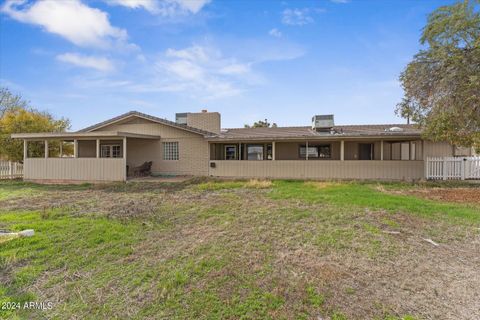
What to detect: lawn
<box><xmin>0</xmin><ymin>179</ymin><xmax>479</xmax><ymax>320</ymax></box>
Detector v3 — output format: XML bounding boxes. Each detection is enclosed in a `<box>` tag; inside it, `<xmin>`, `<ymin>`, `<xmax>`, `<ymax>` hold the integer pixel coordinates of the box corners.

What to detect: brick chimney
<box><xmin>176</xmin><ymin>110</ymin><xmax>221</xmax><ymax>134</ymax></box>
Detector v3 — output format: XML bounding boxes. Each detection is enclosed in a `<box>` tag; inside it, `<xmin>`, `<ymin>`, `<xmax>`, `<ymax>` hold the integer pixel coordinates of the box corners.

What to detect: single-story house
<box><xmin>11</xmin><ymin>110</ymin><xmax>473</xmax><ymax>183</ymax></box>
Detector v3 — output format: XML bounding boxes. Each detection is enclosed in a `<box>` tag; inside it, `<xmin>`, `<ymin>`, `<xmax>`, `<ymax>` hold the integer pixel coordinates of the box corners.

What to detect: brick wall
<box><xmin>186</xmin><ymin>112</ymin><xmax>221</xmax><ymax>134</ymax></box>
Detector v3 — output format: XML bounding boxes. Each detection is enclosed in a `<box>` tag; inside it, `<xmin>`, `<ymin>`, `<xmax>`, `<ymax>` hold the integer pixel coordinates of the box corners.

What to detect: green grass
<box><xmin>0</xmin><ymin>179</ymin><xmax>478</xmax><ymax>319</ymax></box>
<box><xmin>270</xmin><ymin>180</ymin><xmax>480</xmax><ymax>224</ymax></box>
<box><xmin>0</xmin><ymin>210</ymin><xmax>142</xmax><ymax>319</ymax></box>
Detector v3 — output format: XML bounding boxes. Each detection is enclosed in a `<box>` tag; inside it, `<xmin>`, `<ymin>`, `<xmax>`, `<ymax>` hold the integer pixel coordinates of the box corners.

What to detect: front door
<box><xmin>358</xmin><ymin>143</ymin><xmax>373</xmax><ymax>160</ymax></box>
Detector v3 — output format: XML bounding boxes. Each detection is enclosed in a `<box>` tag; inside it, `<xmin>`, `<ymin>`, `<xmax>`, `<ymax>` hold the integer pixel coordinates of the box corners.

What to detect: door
<box><xmin>359</xmin><ymin>143</ymin><xmax>373</xmax><ymax>160</ymax></box>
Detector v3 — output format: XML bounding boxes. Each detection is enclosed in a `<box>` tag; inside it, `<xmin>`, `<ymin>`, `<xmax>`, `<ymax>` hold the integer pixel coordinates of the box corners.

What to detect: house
<box><xmin>11</xmin><ymin>110</ymin><xmax>472</xmax><ymax>183</ymax></box>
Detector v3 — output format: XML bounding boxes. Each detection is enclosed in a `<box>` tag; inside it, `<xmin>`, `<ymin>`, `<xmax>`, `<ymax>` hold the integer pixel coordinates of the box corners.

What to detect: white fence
<box><xmin>0</xmin><ymin>161</ymin><xmax>24</xmax><ymax>179</ymax></box>
<box><xmin>426</xmin><ymin>157</ymin><xmax>480</xmax><ymax>180</ymax></box>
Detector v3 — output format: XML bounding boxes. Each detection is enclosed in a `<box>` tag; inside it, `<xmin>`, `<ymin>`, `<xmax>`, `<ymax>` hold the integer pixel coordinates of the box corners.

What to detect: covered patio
<box><xmin>208</xmin><ymin>138</ymin><xmax>425</xmax><ymax>180</ymax></box>
<box><xmin>12</xmin><ymin>131</ymin><xmax>160</xmax><ymax>182</ymax></box>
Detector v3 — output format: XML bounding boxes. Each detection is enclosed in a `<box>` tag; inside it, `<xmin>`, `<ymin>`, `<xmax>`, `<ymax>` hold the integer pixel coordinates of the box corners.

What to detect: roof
<box><xmin>78</xmin><ymin>111</ymin><xmax>216</xmax><ymax>137</ymax></box>
<box><xmin>208</xmin><ymin>124</ymin><xmax>422</xmax><ymax>141</ymax></box>
<box><xmin>11</xmin><ymin>131</ymin><xmax>160</xmax><ymax>140</ymax></box>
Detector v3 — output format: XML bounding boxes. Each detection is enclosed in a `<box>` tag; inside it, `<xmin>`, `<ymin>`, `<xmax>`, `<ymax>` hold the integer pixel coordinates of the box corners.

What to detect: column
<box><xmin>96</xmin><ymin>139</ymin><xmax>100</xmax><ymax>158</ymax></box>
<box><xmin>340</xmin><ymin>140</ymin><xmax>345</xmax><ymax>161</ymax></box>
<box><xmin>74</xmin><ymin>139</ymin><xmax>78</xmax><ymax>158</ymax></box>
<box><xmin>272</xmin><ymin>141</ymin><xmax>276</xmax><ymax>160</ymax></box>
<box><xmin>306</xmin><ymin>141</ymin><xmax>309</xmax><ymax>160</ymax></box>
<box><xmin>23</xmin><ymin>140</ymin><xmax>27</xmax><ymax>161</ymax></box>
<box><xmin>44</xmin><ymin>140</ymin><xmax>48</xmax><ymax>158</ymax></box>
<box><xmin>123</xmin><ymin>137</ymin><xmax>127</xmax><ymax>182</ymax></box>
<box><xmin>380</xmin><ymin>140</ymin><xmax>384</xmax><ymax>161</ymax></box>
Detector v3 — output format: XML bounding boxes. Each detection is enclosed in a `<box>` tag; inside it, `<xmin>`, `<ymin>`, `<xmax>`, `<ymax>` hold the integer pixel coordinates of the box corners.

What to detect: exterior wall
<box><xmin>24</xmin><ymin>158</ymin><xmax>125</xmax><ymax>182</ymax></box>
<box><xmin>423</xmin><ymin>141</ymin><xmax>454</xmax><ymax>159</ymax></box>
<box><xmin>209</xmin><ymin>160</ymin><xmax>424</xmax><ymax>181</ymax></box>
<box><xmin>454</xmin><ymin>146</ymin><xmax>473</xmax><ymax>157</ymax></box>
<box><xmin>186</xmin><ymin>112</ymin><xmax>221</xmax><ymax>134</ymax></box>
<box><xmin>94</xmin><ymin>120</ymin><xmax>209</xmax><ymax>176</ymax></box>
<box><xmin>78</xmin><ymin>140</ymin><xmax>96</xmax><ymax>158</ymax></box>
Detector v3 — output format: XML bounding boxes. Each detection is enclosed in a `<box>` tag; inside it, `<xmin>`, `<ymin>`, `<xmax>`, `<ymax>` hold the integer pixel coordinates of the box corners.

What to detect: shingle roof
<box><xmin>210</xmin><ymin>124</ymin><xmax>421</xmax><ymax>140</ymax></box>
<box><xmin>77</xmin><ymin>110</ymin><xmax>421</xmax><ymax>141</ymax></box>
<box><xmin>77</xmin><ymin>111</ymin><xmax>217</xmax><ymax>136</ymax></box>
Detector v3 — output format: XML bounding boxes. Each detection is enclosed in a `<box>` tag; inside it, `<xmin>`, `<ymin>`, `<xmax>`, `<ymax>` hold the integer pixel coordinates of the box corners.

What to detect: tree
<box><xmin>244</xmin><ymin>119</ymin><xmax>278</xmax><ymax>128</ymax></box>
<box><xmin>0</xmin><ymin>87</ymin><xmax>28</xmax><ymax>117</ymax></box>
<box><xmin>397</xmin><ymin>0</ymin><xmax>480</xmax><ymax>148</ymax></box>
<box><xmin>0</xmin><ymin>88</ymin><xmax>70</xmax><ymax>161</ymax></box>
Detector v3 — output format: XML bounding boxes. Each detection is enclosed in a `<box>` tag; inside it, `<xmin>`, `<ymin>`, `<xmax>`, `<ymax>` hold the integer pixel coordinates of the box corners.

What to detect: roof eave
<box><xmin>206</xmin><ymin>134</ymin><xmax>422</xmax><ymax>142</ymax></box>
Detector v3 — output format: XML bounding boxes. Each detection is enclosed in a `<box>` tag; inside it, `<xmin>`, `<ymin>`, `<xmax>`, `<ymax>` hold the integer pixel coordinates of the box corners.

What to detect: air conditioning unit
<box><xmin>175</xmin><ymin>113</ymin><xmax>188</xmax><ymax>125</ymax></box>
<box><xmin>312</xmin><ymin>114</ymin><xmax>334</xmax><ymax>131</ymax></box>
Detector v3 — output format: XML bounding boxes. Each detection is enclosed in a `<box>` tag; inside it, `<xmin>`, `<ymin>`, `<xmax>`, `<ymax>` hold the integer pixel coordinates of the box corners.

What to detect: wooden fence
<box><xmin>0</xmin><ymin>161</ymin><xmax>24</xmax><ymax>179</ymax></box>
<box><xmin>426</xmin><ymin>157</ymin><xmax>480</xmax><ymax>180</ymax></box>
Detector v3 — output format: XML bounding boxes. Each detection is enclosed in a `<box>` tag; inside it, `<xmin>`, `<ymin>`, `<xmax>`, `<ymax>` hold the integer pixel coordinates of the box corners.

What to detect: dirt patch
<box><xmin>380</xmin><ymin>186</ymin><xmax>480</xmax><ymax>205</ymax></box>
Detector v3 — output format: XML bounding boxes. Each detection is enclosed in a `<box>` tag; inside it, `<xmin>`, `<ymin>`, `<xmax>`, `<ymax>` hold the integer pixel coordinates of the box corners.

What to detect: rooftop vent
<box><xmin>385</xmin><ymin>126</ymin><xmax>404</xmax><ymax>132</ymax></box>
<box><xmin>175</xmin><ymin>113</ymin><xmax>188</xmax><ymax>125</ymax></box>
<box><xmin>312</xmin><ymin>114</ymin><xmax>334</xmax><ymax>131</ymax></box>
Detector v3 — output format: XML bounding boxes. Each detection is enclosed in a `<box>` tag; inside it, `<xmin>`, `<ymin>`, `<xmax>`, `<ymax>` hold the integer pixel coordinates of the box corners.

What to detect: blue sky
<box><xmin>0</xmin><ymin>0</ymin><xmax>455</xmax><ymax>130</ymax></box>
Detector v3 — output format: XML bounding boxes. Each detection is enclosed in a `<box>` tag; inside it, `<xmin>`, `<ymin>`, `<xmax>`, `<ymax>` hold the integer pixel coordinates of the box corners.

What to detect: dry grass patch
<box><xmin>245</xmin><ymin>179</ymin><xmax>273</xmax><ymax>189</ymax></box>
<box><xmin>304</xmin><ymin>181</ymin><xmax>340</xmax><ymax>189</ymax></box>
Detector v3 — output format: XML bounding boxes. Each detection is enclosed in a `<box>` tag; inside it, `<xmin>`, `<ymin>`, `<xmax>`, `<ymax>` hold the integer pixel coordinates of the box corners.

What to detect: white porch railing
<box><xmin>426</xmin><ymin>157</ymin><xmax>480</xmax><ymax>180</ymax></box>
<box><xmin>0</xmin><ymin>160</ymin><xmax>24</xmax><ymax>179</ymax></box>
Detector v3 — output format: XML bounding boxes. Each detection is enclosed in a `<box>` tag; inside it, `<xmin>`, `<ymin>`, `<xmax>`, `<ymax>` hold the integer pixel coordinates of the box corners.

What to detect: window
<box><xmin>266</xmin><ymin>144</ymin><xmax>273</xmax><ymax>160</ymax></box>
<box><xmin>224</xmin><ymin>145</ymin><xmax>237</xmax><ymax>160</ymax></box>
<box><xmin>358</xmin><ymin>143</ymin><xmax>373</xmax><ymax>160</ymax></box>
<box><xmin>299</xmin><ymin>144</ymin><xmax>331</xmax><ymax>159</ymax></box>
<box><xmin>318</xmin><ymin>145</ymin><xmax>331</xmax><ymax>158</ymax></box>
<box><xmin>101</xmin><ymin>145</ymin><xmax>122</xmax><ymax>158</ymax></box>
<box><xmin>247</xmin><ymin>144</ymin><xmax>264</xmax><ymax>160</ymax></box>
<box><xmin>163</xmin><ymin>142</ymin><xmax>179</xmax><ymax>160</ymax></box>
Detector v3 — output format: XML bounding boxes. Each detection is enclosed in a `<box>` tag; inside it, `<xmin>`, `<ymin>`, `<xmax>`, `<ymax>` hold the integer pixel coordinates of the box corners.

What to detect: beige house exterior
<box><xmin>11</xmin><ymin>110</ymin><xmax>472</xmax><ymax>183</ymax></box>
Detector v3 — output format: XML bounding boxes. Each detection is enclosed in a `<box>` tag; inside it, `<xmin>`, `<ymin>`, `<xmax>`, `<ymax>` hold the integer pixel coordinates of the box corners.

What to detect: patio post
<box><xmin>272</xmin><ymin>141</ymin><xmax>276</xmax><ymax>160</ymax></box>
<box><xmin>23</xmin><ymin>140</ymin><xmax>27</xmax><ymax>161</ymax></box>
<box><xmin>44</xmin><ymin>140</ymin><xmax>48</xmax><ymax>158</ymax></box>
<box><xmin>59</xmin><ymin>141</ymin><xmax>63</xmax><ymax>158</ymax></box>
<box><xmin>123</xmin><ymin>137</ymin><xmax>127</xmax><ymax>182</ymax></box>
<box><xmin>340</xmin><ymin>140</ymin><xmax>344</xmax><ymax>161</ymax></box>
<box><xmin>96</xmin><ymin>139</ymin><xmax>100</xmax><ymax>158</ymax></box>
<box><xmin>380</xmin><ymin>140</ymin><xmax>384</xmax><ymax>161</ymax></box>
<box><xmin>74</xmin><ymin>139</ymin><xmax>78</xmax><ymax>158</ymax></box>
<box><xmin>306</xmin><ymin>141</ymin><xmax>309</xmax><ymax>161</ymax></box>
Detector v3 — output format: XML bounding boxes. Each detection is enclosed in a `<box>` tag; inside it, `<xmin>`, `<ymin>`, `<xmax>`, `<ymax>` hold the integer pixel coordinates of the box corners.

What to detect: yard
<box><xmin>0</xmin><ymin>179</ymin><xmax>479</xmax><ymax>320</ymax></box>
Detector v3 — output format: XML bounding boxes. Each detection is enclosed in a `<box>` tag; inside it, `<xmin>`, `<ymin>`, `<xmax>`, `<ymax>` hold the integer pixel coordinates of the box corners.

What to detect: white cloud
<box><xmin>282</xmin><ymin>8</ymin><xmax>325</xmax><ymax>26</ymax></box>
<box><xmin>269</xmin><ymin>28</ymin><xmax>282</xmax><ymax>38</ymax></box>
<box><xmin>66</xmin><ymin>42</ymin><xmax>304</xmax><ymax>100</ymax></box>
<box><xmin>106</xmin><ymin>0</ymin><xmax>159</xmax><ymax>12</ymax></box>
<box><xmin>282</xmin><ymin>8</ymin><xmax>314</xmax><ymax>26</ymax></box>
<box><xmin>106</xmin><ymin>0</ymin><xmax>210</xmax><ymax>16</ymax></box>
<box><xmin>175</xmin><ymin>0</ymin><xmax>210</xmax><ymax>14</ymax></box>
<box><xmin>218</xmin><ymin>63</ymin><xmax>250</xmax><ymax>75</ymax></box>
<box><xmin>155</xmin><ymin>45</ymin><xmax>248</xmax><ymax>98</ymax></box>
<box><xmin>1</xmin><ymin>0</ymin><xmax>128</xmax><ymax>48</ymax></box>
<box><xmin>57</xmin><ymin>53</ymin><xmax>115</xmax><ymax>72</ymax></box>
